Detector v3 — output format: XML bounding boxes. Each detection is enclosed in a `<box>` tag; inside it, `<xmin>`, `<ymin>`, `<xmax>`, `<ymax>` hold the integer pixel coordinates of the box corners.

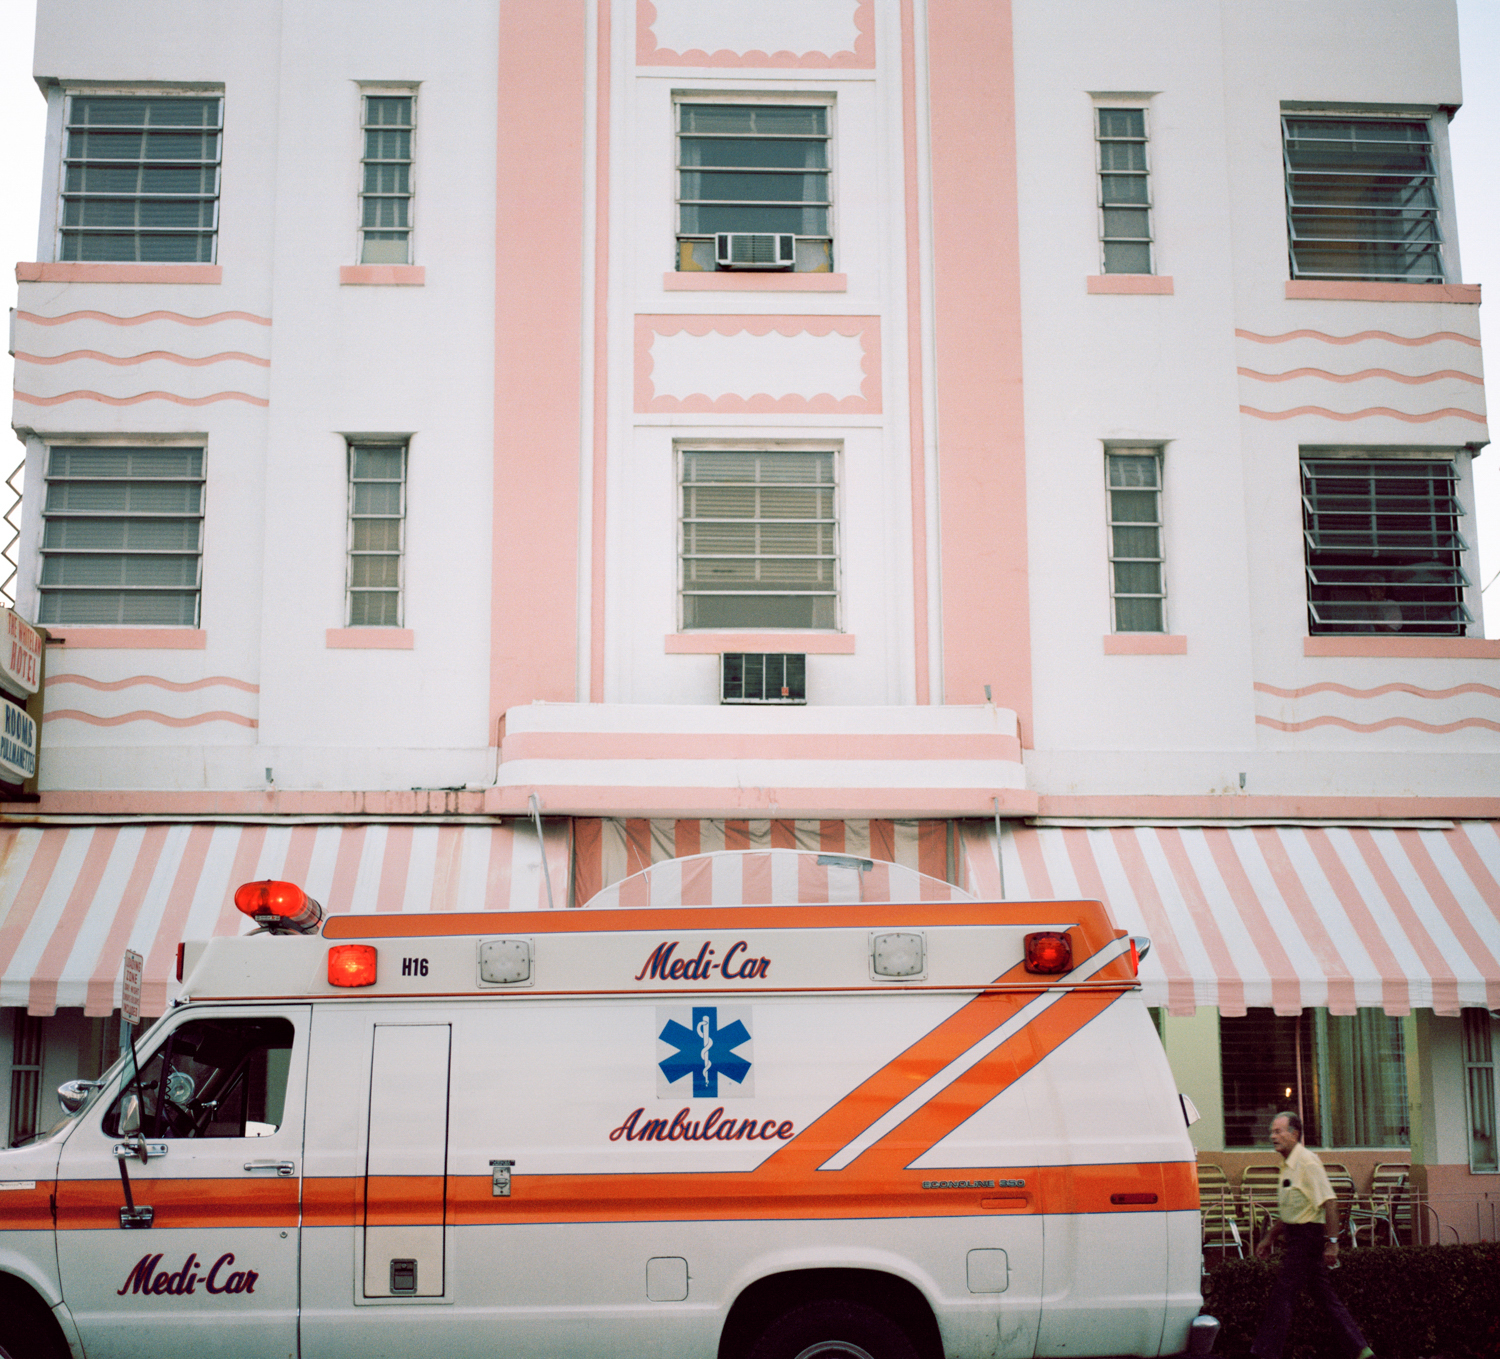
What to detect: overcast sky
<box><xmin>1</xmin><ymin>0</ymin><xmax>1495</xmax><ymax>626</ymax></box>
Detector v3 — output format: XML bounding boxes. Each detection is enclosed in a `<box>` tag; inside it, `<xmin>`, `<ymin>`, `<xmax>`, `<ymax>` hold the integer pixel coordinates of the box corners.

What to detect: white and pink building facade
<box><xmin>4</xmin><ymin>0</ymin><xmax>1499</xmax><ymax>1237</ymax></box>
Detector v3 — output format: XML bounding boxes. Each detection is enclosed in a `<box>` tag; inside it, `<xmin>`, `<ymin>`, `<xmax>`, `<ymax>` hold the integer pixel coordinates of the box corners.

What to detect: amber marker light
<box><xmin>1023</xmin><ymin>930</ymin><xmax>1072</xmax><ymax>975</ymax></box>
<box><xmin>328</xmin><ymin>944</ymin><xmax>378</xmax><ymax>988</ymax></box>
<box><xmin>233</xmin><ymin>879</ymin><xmax>326</xmax><ymax>935</ymax></box>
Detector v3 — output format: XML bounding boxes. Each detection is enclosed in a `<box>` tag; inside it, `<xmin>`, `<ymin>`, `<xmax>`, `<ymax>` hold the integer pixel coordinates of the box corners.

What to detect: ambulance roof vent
<box><xmin>478</xmin><ymin>938</ymin><xmax>533</xmax><ymax>986</ymax></box>
<box><xmin>870</xmin><ymin>931</ymin><xmax>926</xmax><ymax>981</ymax></box>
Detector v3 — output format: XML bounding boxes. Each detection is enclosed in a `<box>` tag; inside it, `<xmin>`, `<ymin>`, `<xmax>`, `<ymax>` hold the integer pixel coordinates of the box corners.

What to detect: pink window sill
<box><xmin>665</xmin><ymin>632</ymin><xmax>855</xmax><ymax>654</ymax></box>
<box><xmin>1285</xmin><ymin>280</ymin><xmax>1481</xmax><ymax>304</ymax></box>
<box><xmin>1087</xmin><ymin>275</ymin><xmax>1174</xmax><ymax>295</ymax></box>
<box><xmin>17</xmin><ymin>263</ymin><xmax>222</xmax><ymax>285</ymax></box>
<box><xmin>326</xmin><ymin>628</ymin><xmax>414</xmax><ymax>649</ymax></box>
<box><xmin>662</xmin><ymin>272</ymin><xmax>848</xmax><ymax>292</ymax></box>
<box><xmin>1304</xmin><ymin>635</ymin><xmax>1500</xmax><ymax>659</ymax></box>
<box><xmin>44</xmin><ymin>628</ymin><xmax>207</xmax><ymax>649</ymax></box>
<box><xmin>1103</xmin><ymin>634</ymin><xmax>1187</xmax><ymax>655</ymax></box>
<box><xmin>339</xmin><ymin>265</ymin><xmax>426</xmax><ymax>286</ymax></box>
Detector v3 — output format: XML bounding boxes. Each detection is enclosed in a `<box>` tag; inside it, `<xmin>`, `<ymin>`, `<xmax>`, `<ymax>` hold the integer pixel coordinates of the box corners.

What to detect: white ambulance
<box><xmin>0</xmin><ymin>878</ymin><xmax>1218</xmax><ymax>1359</ymax></box>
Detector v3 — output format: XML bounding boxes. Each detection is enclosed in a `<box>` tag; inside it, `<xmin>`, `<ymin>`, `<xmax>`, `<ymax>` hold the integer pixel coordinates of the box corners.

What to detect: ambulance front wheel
<box><xmin>0</xmin><ymin>1277</ymin><xmax>71</xmax><ymax>1359</ymax></box>
<box><xmin>746</xmin><ymin>1299</ymin><xmax>922</xmax><ymax>1359</ymax></box>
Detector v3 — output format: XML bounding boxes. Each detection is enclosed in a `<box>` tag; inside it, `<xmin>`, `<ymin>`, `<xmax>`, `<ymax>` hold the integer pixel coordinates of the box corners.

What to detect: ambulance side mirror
<box><xmin>117</xmin><ymin>1092</ymin><xmax>142</xmax><ymax>1136</ymax></box>
<box><xmin>57</xmin><ymin>1079</ymin><xmax>100</xmax><ymax>1115</ymax></box>
<box><xmin>1179</xmin><ymin>1093</ymin><xmax>1201</xmax><ymax>1128</ymax></box>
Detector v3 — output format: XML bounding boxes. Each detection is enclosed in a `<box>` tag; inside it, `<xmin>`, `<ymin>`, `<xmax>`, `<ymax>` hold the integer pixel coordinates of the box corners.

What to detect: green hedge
<box><xmin>1202</xmin><ymin>1242</ymin><xmax>1500</xmax><ymax>1359</ymax></box>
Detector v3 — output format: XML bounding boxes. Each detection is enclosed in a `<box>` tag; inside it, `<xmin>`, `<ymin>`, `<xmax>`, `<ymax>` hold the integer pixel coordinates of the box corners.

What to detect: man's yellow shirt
<box><xmin>1277</xmin><ymin>1140</ymin><xmax>1334</xmax><ymax>1225</ymax></box>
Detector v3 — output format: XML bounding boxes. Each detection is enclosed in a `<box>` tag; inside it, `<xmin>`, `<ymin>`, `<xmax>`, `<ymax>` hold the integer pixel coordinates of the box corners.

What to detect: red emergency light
<box><xmin>1023</xmin><ymin>930</ymin><xmax>1072</xmax><ymax>975</ymax></box>
<box><xmin>328</xmin><ymin>944</ymin><xmax>378</xmax><ymax>988</ymax></box>
<box><xmin>233</xmin><ymin>879</ymin><xmax>325</xmax><ymax>935</ymax></box>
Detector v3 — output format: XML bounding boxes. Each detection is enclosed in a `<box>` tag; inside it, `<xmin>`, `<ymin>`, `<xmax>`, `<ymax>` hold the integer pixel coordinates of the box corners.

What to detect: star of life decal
<box><xmin>656</xmin><ymin>1004</ymin><xmax>753</xmax><ymax>1098</ymax></box>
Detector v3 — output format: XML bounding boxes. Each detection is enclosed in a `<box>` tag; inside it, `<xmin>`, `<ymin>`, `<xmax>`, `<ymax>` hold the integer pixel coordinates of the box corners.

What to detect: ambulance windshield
<box><xmin>103</xmin><ymin>1016</ymin><xmax>294</xmax><ymax>1140</ymax></box>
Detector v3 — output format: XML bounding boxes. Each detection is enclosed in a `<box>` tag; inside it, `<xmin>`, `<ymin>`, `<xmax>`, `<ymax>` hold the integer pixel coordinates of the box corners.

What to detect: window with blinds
<box><xmin>360</xmin><ymin>94</ymin><xmax>414</xmax><ymax>264</ymax></box>
<box><xmin>1096</xmin><ymin>107</ymin><xmax>1153</xmax><ymax>274</ymax></box>
<box><xmin>680</xmin><ymin>450</ymin><xmax>838</xmax><ymax>631</ymax></box>
<box><xmin>347</xmin><ymin>443</ymin><xmax>407</xmax><ymax>627</ymax></box>
<box><xmin>8</xmin><ymin>1012</ymin><xmax>43</xmax><ymax>1147</ymax></box>
<box><xmin>1462</xmin><ymin>1009</ymin><xmax>1497</xmax><ymax>1173</ymax></box>
<box><xmin>1107</xmin><ymin>448</ymin><xmax>1166</xmax><ymax>632</ymax></box>
<box><xmin>1220</xmin><ymin>1008</ymin><xmax>1409</xmax><ymax>1149</ymax></box>
<box><xmin>677</xmin><ymin>102</ymin><xmax>832</xmax><ymax>273</ymax></box>
<box><xmin>1283</xmin><ymin>115</ymin><xmax>1445</xmax><ymax>283</ymax></box>
<box><xmin>40</xmin><ymin>446</ymin><xmax>204</xmax><ymax>627</ymax></box>
<box><xmin>60</xmin><ymin>95</ymin><xmax>221</xmax><ymax>263</ymax></box>
<box><xmin>1301</xmin><ymin>456</ymin><xmax>1471</xmax><ymax>635</ymax></box>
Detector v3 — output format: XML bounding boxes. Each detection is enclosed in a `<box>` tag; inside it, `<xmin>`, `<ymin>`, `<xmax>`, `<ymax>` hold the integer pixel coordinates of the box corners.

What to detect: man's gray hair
<box><xmin>1274</xmin><ymin>1110</ymin><xmax>1302</xmax><ymax>1136</ymax></box>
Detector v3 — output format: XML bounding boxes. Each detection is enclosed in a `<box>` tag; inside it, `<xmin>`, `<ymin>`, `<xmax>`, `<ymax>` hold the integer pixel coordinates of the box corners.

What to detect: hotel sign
<box><xmin>0</xmin><ymin>609</ymin><xmax>41</xmax><ymax>696</ymax></box>
<box><xmin>0</xmin><ymin>695</ymin><xmax>37</xmax><ymax>783</ymax></box>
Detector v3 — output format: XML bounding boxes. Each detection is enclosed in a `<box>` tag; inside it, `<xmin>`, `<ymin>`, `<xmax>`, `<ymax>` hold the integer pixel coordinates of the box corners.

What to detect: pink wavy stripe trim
<box><xmin>16</xmin><ymin>309</ymin><xmax>271</xmax><ymax>328</ymax></box>
<box><xmin>1255</xmin><ymin>680</ymin><xmax>1500</xmax><ymax>701</ymax></box>
<box><xmin>46</xmin><ymin>673</ymin><xmax>259</xmax><ymax>694</ymax></box>
<box><xmin>636</xmin><ymin>0</ymin><xmax>874</xmax><ymax>67</ymax></box>
<box><xmin>16</xmin><ymin>349</ymin><xmax>270</xmax><ymax>368</ymax></box>
<box><xmin>1240</xmin><ymin>404</ymin><xmax>1485</xmax><ymax>424</ymax></box>
<box><xmin>43</xmin><ymin>708</ymin><xmax>258</xmax><ymax>729</ymax></box>
<box><xmin>1237</xmin><ymin>366</ymin><xmax>1481</xmax><ymax>386</ymax></box>
<box><xmin>1235</xmin><ymin>327</ymin><xmax>1479</xmax><ymax>348</ymax></box>
<box><xmin>15</xmin><ymin>390</ymin><xmax>270</xmax><ymax>408</ymax></box>
<box><xmin>1256</xmin><ymin>714</ymin><xmax>1500</xmax><ymax>734</ymax></box>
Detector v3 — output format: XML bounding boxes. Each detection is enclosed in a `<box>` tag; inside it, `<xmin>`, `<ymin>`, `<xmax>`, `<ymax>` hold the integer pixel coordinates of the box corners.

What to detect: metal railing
<box><xmin>1199</xmin><ymin>1186</ymin><xmax>1493</xmax><ymax>1261</ymax></box>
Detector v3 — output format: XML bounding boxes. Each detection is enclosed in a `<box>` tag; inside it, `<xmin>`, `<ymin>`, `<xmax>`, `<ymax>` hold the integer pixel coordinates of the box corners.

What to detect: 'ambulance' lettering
<box><xmin>633</xmin><ymin>939</ymin><xmax>770</xmax><ymax>983</ymax></box>
<box><xmin>609</xmin><ymin>1107</ymin><xmax>794</xmax><ymax>1143</ymax></box>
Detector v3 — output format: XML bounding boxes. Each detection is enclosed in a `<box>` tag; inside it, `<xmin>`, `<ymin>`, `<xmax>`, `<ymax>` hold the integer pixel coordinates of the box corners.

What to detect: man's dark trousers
<box><xmin>1253</xmin><ymin>1222</ymin><xmax>1369</xmax><ymax>1359</ymax></box>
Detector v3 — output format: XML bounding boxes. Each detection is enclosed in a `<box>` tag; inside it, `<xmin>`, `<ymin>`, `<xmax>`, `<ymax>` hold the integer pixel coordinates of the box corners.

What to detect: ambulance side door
<box><xmin>300</xmin><ymin>1006</ymin><xmax>456</xmax><ymax>1359</ymax></box>
<box><xmin>53</xmin><ymin>1005</ymin><xmax>310</xmax><ymax>1359</ymax></box>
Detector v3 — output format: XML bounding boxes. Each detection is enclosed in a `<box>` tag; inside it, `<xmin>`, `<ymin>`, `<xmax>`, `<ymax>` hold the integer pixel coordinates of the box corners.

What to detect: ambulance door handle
<box><xmin>243</xmin><ymin>1160</ymin><xmax>297</xmax><ymax>1177</ymax></box>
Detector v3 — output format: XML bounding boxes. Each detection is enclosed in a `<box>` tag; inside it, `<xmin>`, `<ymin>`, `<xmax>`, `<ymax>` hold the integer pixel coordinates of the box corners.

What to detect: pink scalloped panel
<box><xmin>637</xmin><ymin>0</ymin><xmax>874</xmax><ymax>68</ymax></box>
<box><xmin>635</xmin><ymin>314</ymin><xmax>881</xmax><ymax>414</ymax></box>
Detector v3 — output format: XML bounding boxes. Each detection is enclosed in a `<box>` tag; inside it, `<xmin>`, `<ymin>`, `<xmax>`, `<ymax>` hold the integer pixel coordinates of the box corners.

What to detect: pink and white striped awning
<box><xmin>4</xmin><ymin>816</ymin><xmax>1496</xmax><ymax>1021</ymax></box>
<box><xmin>0</xmin><ymin>821</ymin><xmax>570</xmax><ymax>1016</ymax></box>
<box><xmin>960</xmin><ymin>822</ymin><xmax>1500</xmax><ymax>1017</ymax></box>
<box><xmin>582</xmin><ymin>848</ymin><xmax>971</xmax><ymax>909</ymax></box>
<box><xmin>571</xmin><ymin>816</ymin><xmax>958</xmax><ymax>907</ymax></box>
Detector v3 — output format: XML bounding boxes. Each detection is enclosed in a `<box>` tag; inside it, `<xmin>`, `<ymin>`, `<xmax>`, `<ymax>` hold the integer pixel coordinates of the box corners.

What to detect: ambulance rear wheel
<box><xmin>746</xmin><ymin>1299</ymin><xmax>921</xmax><ymax>1359</ymax></box>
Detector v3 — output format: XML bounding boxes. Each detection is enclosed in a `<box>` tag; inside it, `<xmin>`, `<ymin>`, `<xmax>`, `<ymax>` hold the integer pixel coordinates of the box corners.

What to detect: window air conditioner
<box><xmin>715</xmin><ymin>233</ymin><xmax>796</xmax><ymax>270</ymax></box>
<box><xmin>721</xmin><ymin>653</ymin><xmax>807</xmax><ymax>704</ymax></box>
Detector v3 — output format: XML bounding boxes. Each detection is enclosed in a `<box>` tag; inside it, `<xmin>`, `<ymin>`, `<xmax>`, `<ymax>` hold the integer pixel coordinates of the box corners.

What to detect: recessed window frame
<box><xmin>57</xmin><ymin>89</ymin><xmax>223</xmax><ymax>264</ymax></box>
<box><xmin>1462</xmin><ymin>1009</ymin><xmax>1498</xmax><ymax>1174</ymax></box>
<box><xmin>38</xmin><ymin>442</ymin><xmax>206</xmax><ymax>628</ymax></box>
<box><xmin>678</xmin><ymin>443</ymin><xmax>841</xmax><ymax>633</ymax></box>
<box><xmin>1105</xmin><ymin>444</ymin><xmax>1167</xmax><ymax>634</ymax></box>
<box><xmin>357</xmin><ymin>85</ymin><xmax>417</xmax><ymax>266</ymax></box>
<box><xmin>674</xmin><ymin>93</ymin><xmax>835</xmax><ymax>274</ymax></box>
<box><xmin>1281</xmin><ymin>108</ymin><xmax>1447</xmax><ymax>284</ymax></box>
<box><xmin>1299</xmin><ymin>448</ymin><xmax>1473</xmax><ymax>637</ymax></box>
<box><xmin>345</xmin><ymin>439</ymin><xmax>409</xmax><ymax>628</ymax></box>
<box><xmin>1220</xmin><ymin>1008</ymin><xmax>1410</xmax><ymax>1149</ymax></box>
<box><xmin>1095</xmin><ymin>102</ymin><xmax>1154</xmax><ymax>275</ymax></box>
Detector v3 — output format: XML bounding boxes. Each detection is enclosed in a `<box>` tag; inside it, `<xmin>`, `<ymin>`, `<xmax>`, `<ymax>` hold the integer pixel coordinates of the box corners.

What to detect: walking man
<box><xmin>1252</xmin><ymin>1111</ymin><xmax>1374</xmax><ymax>1359</ymax></box>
